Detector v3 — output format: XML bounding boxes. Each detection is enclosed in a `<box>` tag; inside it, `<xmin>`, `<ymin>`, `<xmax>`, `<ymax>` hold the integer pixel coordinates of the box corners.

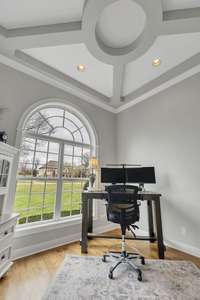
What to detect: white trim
<box><xmin>12</xmin><ymin>223</ymin><xmax>117</xmax><ymax>260</ymax></box>
<box><xmin>165</xmin><ymin>239</ymin><xmax>200</xmax><ymax>258</ymax></box>
<box><xmin>13</xmin><ymin>225</ymin><xmax>200</xmax><ymax>260</ymax></box>
<box><xmin>1</xmin><ymin>53</ymin><xmax>200</xmax><ymax>114</ymax></box>
<box><xmin>0</xmin><ymin>53</ymin><xmax>115</xmax><ymax>114</ymax></box>
<box><xmin>134</xmin><ymin>229</ymin><xmax>200</xmax><ymax>258</ymax></box>
<box><xmin>15</xmin><ymin>215</ymin><xmax>82</xmax><ymax>237</ymax></box>
<box><xmin>14</xmin><ymin>99</ymin><xmax>99</xmax><ymax>227</ymax></box>
<box><xmin>16</xmin><ymin>98</ymin><xmax>99</xmax><ymax>152</ymax></box>
<box><xmin>116</xmin><ymin>64</ymin><xmax>200</xmax><ymax>113</ymax></box>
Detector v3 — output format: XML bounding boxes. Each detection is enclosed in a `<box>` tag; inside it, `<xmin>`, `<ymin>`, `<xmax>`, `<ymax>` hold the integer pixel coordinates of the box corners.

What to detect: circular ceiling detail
<box><xmin>96</xmin><ymin>0</ymin><xmax>146</xmax><ymax>49</ymax></box>
<box><xmin>82</xmin><ymin>0</ymin><xmax>162</xmax><ymax>65</ymax></box>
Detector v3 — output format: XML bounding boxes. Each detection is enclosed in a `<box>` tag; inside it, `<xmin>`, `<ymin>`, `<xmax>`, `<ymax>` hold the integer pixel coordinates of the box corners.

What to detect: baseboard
<box><xmin>12</xmin><ymin>223</ymin><xmax>117</xmax><ymax>260</ymax></box>
<box><xmin>130</xmin><ymin>229</ymin><xmax>200</xmax><ymax>258</ymax></box>
<box><xmin>13</xmin><ymin>225</ymin><xmax>200</xmax><ymax>260</ymax></box>
<box><xmin>165</xmin><ymin>239</ymin><xmax>200</xmax><ymax>258</ymax></box>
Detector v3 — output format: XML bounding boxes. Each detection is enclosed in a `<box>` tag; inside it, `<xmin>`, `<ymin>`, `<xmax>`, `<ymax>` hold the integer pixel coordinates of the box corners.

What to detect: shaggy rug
<box><xmin>43</xmin><ymin>256</ymin><xmax>200</xmax><ymax>300</ymax></box>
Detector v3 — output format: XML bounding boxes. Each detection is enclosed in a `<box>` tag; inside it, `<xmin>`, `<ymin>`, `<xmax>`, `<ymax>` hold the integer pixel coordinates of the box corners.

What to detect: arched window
<box><xmin>14</xmin><ymin>103</ymin><xmax>96</xmax><ymax>225</ymax></box>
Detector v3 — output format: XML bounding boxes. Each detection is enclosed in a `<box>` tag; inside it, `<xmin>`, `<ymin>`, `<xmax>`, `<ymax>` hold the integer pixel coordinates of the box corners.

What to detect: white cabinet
<box><xmin>0</xmin><ymin>143</ymin><xmax>19</xmax><ymax>278</ymax></box>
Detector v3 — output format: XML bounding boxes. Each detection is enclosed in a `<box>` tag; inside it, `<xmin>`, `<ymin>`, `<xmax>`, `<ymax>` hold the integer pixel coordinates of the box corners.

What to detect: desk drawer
<box><xmin>0</xmin><ymin>247</ymin><xmax>11</xmax><ymax>268</ymax></box>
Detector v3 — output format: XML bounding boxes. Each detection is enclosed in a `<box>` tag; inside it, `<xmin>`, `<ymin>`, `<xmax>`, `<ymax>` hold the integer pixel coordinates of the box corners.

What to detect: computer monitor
<box><xmin>101</xmin><ymin>168</ymin><xmax>125</xmax><ymax>184</ymax></box>
<box><xmin>126</xmin><ymin>167</ymin><xmax>156</xmax><ymax>184</ymax></box>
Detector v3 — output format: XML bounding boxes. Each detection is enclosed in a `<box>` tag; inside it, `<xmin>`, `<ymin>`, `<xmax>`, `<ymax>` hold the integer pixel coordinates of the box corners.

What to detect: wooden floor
<box><xmin>0</xmin><ymin>229</ymin><xmax>199</xmax><ymax>300</ymax></box>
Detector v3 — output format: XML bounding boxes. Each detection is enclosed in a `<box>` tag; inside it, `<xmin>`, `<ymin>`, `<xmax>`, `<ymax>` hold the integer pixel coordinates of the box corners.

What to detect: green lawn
<box><xmin>14</xmin><ymin>180</ymin><xmax>87</xmax><ymax>224</ymax></box>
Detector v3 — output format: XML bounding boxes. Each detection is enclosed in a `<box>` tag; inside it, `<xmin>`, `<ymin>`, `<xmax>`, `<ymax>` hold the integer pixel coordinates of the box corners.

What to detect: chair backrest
<box><xmin>105</xmin><ymin>185</ymin><xmax>140</xmax><ymax>226</ymax></box>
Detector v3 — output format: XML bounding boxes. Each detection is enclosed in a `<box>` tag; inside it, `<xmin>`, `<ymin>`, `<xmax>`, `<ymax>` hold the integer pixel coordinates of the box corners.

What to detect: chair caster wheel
<box><xmin>141</xmin><ymin>257</ymin><xmax>145</xmax><ymax>265</ymax></box>
<box><xmin>137</xmin><ymin>270</ymin><xmax>142</xmax><ymax>281</ymax></box>
<box><xmin>102</xmin><ymin>255</ymin><xmax>106</xmax><ymax>262</ymax></box>
<box><xmin>108</xmin><ymin>272</ymin><xmax>113</xmax><ymax>279</ymax></box>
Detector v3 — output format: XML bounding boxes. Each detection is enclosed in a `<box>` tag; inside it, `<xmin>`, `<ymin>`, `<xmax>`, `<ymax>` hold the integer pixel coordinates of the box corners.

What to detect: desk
<box><xmin>81</xmin><ymin>191</ymin><xmax>166</xmax><ymax>259</ymax></box>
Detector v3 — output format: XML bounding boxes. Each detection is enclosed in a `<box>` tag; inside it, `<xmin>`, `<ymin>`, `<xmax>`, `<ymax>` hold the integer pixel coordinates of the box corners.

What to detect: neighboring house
<box><xmin>38</xmin><ymin>160</ymin><xmax>58</xmax><ymax>177</ymax></box>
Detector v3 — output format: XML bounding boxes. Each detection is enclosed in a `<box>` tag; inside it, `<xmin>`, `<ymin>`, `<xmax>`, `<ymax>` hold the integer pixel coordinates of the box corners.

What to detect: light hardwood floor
<box><xmin>0</xmin><ymin>230</ymin><xmax>199</xmax><ymax>300</ymax></box>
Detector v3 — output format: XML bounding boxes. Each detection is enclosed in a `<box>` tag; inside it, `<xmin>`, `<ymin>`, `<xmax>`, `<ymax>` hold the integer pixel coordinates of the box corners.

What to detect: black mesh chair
<box><xmin>102</xmin><ymin>185</ymin><xmax>145</xmax><ymax>281</ymax></box>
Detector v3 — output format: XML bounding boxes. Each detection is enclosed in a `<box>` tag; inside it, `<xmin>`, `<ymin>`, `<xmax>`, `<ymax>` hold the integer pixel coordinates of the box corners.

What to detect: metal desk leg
<box><xmin>88</xmin><ymin>198</ymin><xmax>93</xmax><ymax>234</ymax></box>
<box><xmin>153</xmin><ymin>198</ymin><xmax>165</xmax><ymax>259</ymax></box>
<box><xmin>81</xmin><ymin>194</ymin><xmax>89</xmax><ymax>253</ymax></box>
<box><xmin>147</xmin><ymin>200</ymin><xmax>155</xmax><ymax>243</ymax></box>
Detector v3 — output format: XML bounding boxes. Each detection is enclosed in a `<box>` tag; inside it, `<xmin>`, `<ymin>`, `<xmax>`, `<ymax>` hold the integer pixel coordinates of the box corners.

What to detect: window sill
<box><xmin>15</xmin><ymin>215</ymin><xmax>82</xmax><ymax>238</ymax></box>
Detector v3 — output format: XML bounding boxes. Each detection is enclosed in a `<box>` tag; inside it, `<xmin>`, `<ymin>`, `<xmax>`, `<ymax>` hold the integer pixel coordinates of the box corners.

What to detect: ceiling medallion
<box><xmin>82</xmin><ymin>0</ymin><xmax>163</xmax><ymax>65</ymax></box>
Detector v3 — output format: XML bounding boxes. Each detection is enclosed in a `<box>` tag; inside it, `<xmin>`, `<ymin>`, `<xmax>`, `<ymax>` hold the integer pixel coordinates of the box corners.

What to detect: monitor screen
<box><xmin>126</xmin><ymin>167</ymin><xmax>156</xmax><ymax>184</ymax></box>
<box><xmin>101</xmin><ymin>168</ymin><xmax>125</xmax><ymax>183</ymax></box>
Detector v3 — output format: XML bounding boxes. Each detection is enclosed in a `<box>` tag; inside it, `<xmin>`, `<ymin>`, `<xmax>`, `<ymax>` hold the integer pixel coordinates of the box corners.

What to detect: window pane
<box><xmin>51</xmin><ymin>127</ymin><xmax>73</xmax><ymax>140</ymax></box>
<box><xmin>67</xmin><ymin>112</ymin><xmax>83</xmax><ymax>129</ymax></box>
<box><xmin>14</xmin><ymin>189</ymin><xmax>30</xmax><ymax>210</ymax></box>
<box><xmin>18</xmin><ymin>163</ymin><xmax>33</xmax><ymax>177</ymax></box>
<box><xmin>61</xmin><ymin>191</ymin><xmax>72</xmax><ymax>217</ymax></box>
<box><xmin>45</xmin><ymin>182</ymin><xmax>57</xmax><ymax>193</ymax></box>
<box><xmin>25</xmin><ymin>112</ymin><xmax>43</xmax><ymax>133</ymax></box>
<box><xmin>38</xmin><ymin>120</ymin><xmax>52</xmax><ymax>135</ymax></box>
<box><xmin>46</xmin><ymin>154</ymin><xmax>58</xmax><ymax>178</ymax></box>
<box><xmin>36</xmin><ymin>139</ymin><xmax>48</xmax><ymax>152</ymax></box>
<box><xmin>30</xmin><ymin>193</ymin><xmax>43</xmax><ymax>208</ymax></box>
<box><xmin>16</xmin><ymin>181</ymin><xmax>31</xmax><ymax>194</ymax></box>
<box><xmin>74</xmin><ymin>146</ymin><xmax>82</xmax><ymax>157</ymax></box>
<box><xmin>34</xmin><ymin>152</ymin><xmax>47</xmax><ymax>165</ymax></box>
<box><xmin>27</xmin><ymin>208</ymin><xmax>42</xmax><ymax>223</ymax></box>
<box><xmin>22</xmin><ymin>138</ymin><xmax>36</xmax><ymax>151</ymax></box>
<box><xmin>48</xmin><ymin>116</ymin><xmax>63</xmax><ymax>128</ymax></box>
<box><xmin>31</xmin><ymin>181</ymin><xmax>45</xmax><ymax>193</ymax></box>
<box><xmin>74</xmin><ymin>130</ymin><xmax>83</xmax><ymax>143</ymax></box>
<box><xmin>72</xmin><ymin>191</ymin><xmax>81</xmax><ymax>215</ymax></box>
<box><xmin>64</xmin><ymin>119</ymin><xmax>78</xmax><ymax>133</ymax></box>
<box><xmin>81</xmin><ymin>127</ymin><xmax>90</xmax><ymax>144</ymax></box>
<box><xmin>19</xmin><ymin>149</ymin><xmax>34</xmax><ymax>164</ymax></box>
<box><xmin>49</xmin><ymin>142</ymin><xmax>59</xmax><ymax>154</ymax></box>
<box><xmin>62</xmin><ymin>181</ymin><xmax>72</xmax><ymax>191</ymax></box>
<box><xmin>40</xmin><ymin>108</ymin><xmax>64</xmax><ymax>118</ymax></box>
<box><xmin>64</xmin><ymin>145</ymin><xmax>73</xmax><ymax>156</ymax></box>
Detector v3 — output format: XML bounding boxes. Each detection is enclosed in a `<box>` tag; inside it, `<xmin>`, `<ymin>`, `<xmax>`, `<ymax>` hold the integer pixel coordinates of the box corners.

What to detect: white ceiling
<box><xmin>123</xmin><ymin>33</ymin><xmax>200</xmax><ymax>96</ymax></box>
<box><xmin>0</xmin><ymin>0</ymin><xmax>84</xmax><ymax>28</ymax></box>
<box><xmin>0</xmin><ymin>0</ymin><xmax>200</xmax><ymax>111</ymax></box>
<box><xmin>162</xmin><ymin>0</ymin><xmax>200</xmax><ymax>11</ymax></box>
<box><xmin>24</xmin><ymin>44</ymin><xmax>113</xmax><ymax>98</ymax></box>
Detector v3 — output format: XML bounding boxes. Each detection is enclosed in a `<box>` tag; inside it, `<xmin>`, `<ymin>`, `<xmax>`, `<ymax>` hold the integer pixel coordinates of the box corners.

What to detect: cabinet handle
<box><xmin>4</xmin><ymin>231</ymin><xmax>8</xmax><ymax>236</ymax></box>
<box><xmin>1</xmin><ymin>255</ymin><xmax>5</xmax><ymax>260</ymax></box>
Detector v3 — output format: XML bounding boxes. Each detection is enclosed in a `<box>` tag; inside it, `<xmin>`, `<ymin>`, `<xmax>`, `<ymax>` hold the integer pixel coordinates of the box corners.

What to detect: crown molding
<box><xmin>0</xmin><ymin>51</ymin><xmax>115</xmax><ymax>113</ymax></box>
<box><xmin>1</xmin><ymin>49</ymin><xmax>200</xmax><ymax>115</ymax></box>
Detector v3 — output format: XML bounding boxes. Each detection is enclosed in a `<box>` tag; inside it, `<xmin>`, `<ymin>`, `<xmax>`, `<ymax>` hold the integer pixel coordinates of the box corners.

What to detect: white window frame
<box><xmin>15</xmin><ymin>99</ymin><xmax>98</xmax><ymax>229</ymax></box>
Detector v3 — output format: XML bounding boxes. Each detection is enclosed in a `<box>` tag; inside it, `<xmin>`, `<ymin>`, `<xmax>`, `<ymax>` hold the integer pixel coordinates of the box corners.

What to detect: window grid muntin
<box><xmin>16</xmin><ymin>106</ymin><xmax>92</xmax><ymax>225</ymax></box>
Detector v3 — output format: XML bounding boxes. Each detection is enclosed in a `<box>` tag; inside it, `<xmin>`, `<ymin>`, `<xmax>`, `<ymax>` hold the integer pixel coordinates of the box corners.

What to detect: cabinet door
<box><xmin>0</xmin><ymin>159</ymin><xmax>10</xmax><ymax>187</ymax></box>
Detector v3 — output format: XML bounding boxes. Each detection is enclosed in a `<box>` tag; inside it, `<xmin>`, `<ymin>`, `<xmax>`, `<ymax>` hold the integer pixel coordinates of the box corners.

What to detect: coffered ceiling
<box><xmin>0</xmin><ymin>0</ymin><xmax>200</xmax><ymax>112</ymax></box>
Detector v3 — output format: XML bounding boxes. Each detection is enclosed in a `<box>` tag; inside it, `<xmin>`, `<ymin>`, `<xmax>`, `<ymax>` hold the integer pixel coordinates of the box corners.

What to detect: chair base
<box><xmin>102</xmin><ymin>251</ymin><xmax>145</xmax><ymax>281</ymax></box>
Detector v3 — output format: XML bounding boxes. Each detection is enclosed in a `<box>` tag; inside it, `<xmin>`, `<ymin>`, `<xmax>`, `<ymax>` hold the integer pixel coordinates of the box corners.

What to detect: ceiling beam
<box><xmin>123</xmin><ymin>52</ymin><xmax>200</xmax><ymax>106</ymax></box>
<box><xmin>161</xmin><ymin>8</ymin><xmax>200</xmax><ymax>35</ymax></box>
<box><xmin>15</xmin><ymin>50</ymin><xmax>110</xmax><ymax>104</ymax></box>
<box><xmin>1</xmin><ymin>22</ymin><xmax>83</xmax><ymax>49</ymax></box>
<box><xmin>110</xmin><ymin>65</ymin><xmax>125</xmax><ymax>107</ymax></box>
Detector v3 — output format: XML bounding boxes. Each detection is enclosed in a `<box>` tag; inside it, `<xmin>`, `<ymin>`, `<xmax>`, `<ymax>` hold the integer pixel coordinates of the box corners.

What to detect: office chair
<box><xmin>102</xmin><ymin>185</ymin><xmax>145</xmax><ymax>281</ymax></box>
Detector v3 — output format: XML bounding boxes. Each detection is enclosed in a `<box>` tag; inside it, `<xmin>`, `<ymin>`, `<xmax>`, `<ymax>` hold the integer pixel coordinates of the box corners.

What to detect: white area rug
<box><xmin>43</xmin><ymin>256</ymin><xmax>200</xmax><ymax>300</ymax></box>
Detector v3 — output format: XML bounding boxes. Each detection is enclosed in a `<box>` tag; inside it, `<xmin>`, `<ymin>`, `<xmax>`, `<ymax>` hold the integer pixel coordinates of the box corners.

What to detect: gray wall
<box><xmin>117</xmin><ymin>73</ymin><xmax>200</xmax><ymax>253</ymax></box>
<box><xmin>0</xmin><ymin>63</ymin><xmax>116</xmax><ymax>255</ymax></box>
<box><xmin>1</xmin><ymin>61</ymin><xmax>200</xmax><ymax>256</ymax></box>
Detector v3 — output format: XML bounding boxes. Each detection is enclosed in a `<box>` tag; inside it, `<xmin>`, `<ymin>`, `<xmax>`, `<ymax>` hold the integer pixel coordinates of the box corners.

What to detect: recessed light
<box><xmin>152</xmin><ymin>58</ymin><xmax>161</xmax><ymax>67</ymax></box>
<box><xmin>77</xmin><ymin>64</ymin><xmax>85</xmax><ymax>72</ymax></box>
